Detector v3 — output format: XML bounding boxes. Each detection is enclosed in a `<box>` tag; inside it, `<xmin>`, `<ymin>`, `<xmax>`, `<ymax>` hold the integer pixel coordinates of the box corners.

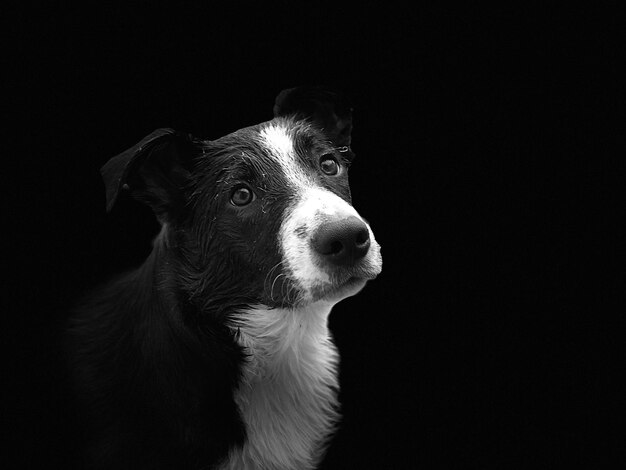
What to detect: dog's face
<box><xmin>102</xmin><ymin>87</ymin><xmax>381</xmax><ymax>310</ymax></box>
<box><xmin>185</xmin><ymin>117</ymin><xmax>381</xmax><ymax>308</ymax></box>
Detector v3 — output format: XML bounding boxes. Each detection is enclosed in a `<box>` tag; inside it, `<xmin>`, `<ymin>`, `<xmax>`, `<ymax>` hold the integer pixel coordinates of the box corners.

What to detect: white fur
<box><xmin>259</xmin><ymin>121</ymin><xmax>382</xmax><ymax>300</ymax></box>
<box><xmin>222</xmin><ymin>303</ymin><xmax>340</xmax><ymax>470</ymax></box>
<box><xmin>280</xmin><ymin>186</ymin><xmax>382</xmax><ymax>301</ymax></box>
<box><xmin>258</xmin><ymin>123</ymin><xmax>311</xmax><ymax>188</ymax></box>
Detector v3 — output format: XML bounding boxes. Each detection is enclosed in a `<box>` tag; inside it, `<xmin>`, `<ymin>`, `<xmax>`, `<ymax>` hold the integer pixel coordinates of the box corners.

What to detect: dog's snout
<box><xmin>312</xmin><ymin>216</ymin><xmax>370</xmax><ymax>266</ymax></box>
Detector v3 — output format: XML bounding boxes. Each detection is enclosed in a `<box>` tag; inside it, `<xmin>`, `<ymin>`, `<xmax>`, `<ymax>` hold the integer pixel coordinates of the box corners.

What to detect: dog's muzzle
<box><xmin>278</xmin><ymin>186</ymin><xmax>382</xmax><ymax>304</ymax></box>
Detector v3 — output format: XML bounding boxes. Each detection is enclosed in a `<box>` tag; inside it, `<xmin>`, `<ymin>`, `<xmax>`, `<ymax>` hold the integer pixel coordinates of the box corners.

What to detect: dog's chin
<box><xmin>310</xmin><ymin>265</ymin><xmax>381</xmax><ymax>305</ymax></box>
<box><xmin>312</xmin><ymin>276</ymin><xmax>369</xmax><ymax>304</ymax></box>
<box><xmin>263</xmin><ymin>261</ymin><xmax>381</xmax><ymax>309</ymax></box>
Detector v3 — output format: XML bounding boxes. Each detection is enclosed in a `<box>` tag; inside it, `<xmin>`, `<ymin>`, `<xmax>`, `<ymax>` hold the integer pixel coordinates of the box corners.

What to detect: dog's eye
<box><xmin>230</xmin><ymin>185</ymin><xmax>255</xmax><ymax>206</ymax></box>
<box><xmin>320</xmin><ymin>155</ymin><xmax>340</xmax><ymax>175</ymax></box>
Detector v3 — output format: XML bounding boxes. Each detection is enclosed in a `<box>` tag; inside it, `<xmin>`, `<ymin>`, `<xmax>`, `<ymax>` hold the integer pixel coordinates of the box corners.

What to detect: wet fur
<box><xmin>68</xmin><ymin>89</ymin><xmax>380</xmax><ymax>469</ymax></box>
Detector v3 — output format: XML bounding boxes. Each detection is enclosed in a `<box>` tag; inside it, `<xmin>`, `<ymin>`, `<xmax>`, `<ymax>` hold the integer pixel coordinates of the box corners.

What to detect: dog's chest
<box><xmin>220</xmin><ymin>306</ymin><xmax>339</xmax><ymax>470</ymax></box>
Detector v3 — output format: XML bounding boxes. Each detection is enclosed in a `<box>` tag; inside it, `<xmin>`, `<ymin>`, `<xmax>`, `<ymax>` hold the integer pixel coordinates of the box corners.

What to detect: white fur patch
<box><xmin>257</xmin><ymin>119</ymin><xmax>382</xmax><ymax>302</ymax></box>
<box><xmin>280</xmin><ymin>186</ymin><xmax>382</xmax><ymax>301</ymax></box>
<box><xmin>221</xmin><ymin>303</ymin><xmax>340</xmax><ymax>470</ymax></box>
<box><xmin>257</xmin><ymin>123</ymin><xmax>310</xmax><ymax>188</ymax></box>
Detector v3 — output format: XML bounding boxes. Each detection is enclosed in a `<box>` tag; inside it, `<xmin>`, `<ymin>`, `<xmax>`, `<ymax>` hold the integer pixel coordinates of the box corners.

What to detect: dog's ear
<box><xmin>101</xmin><ymin>128</ymin><xmax>201</xmax><ymax>221</ymax></box>
<box><xmin>273</xmin><ymin>86</ymin><xmax>354</xmax><ymax>151</ymax></box>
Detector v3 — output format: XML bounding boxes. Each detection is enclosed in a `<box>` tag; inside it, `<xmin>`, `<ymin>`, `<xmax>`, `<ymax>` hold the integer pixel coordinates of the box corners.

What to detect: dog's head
<box><xmin>102</xmin><ymin>87</ymin><xmax>382</xmax><ymax>310</ymax></box>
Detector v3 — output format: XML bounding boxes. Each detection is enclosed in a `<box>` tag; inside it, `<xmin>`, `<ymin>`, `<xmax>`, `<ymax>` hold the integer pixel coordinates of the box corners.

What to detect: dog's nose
<box><xmin>312</xmin><ymin>216</ymin><xmax>371</xmax><ymax>266</ymax></box>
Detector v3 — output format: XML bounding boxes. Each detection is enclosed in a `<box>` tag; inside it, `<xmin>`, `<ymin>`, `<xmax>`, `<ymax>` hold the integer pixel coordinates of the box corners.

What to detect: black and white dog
<box><xmin>68</xmin><ymin>87</ymin><xmax>382</xmax><ymax>469</ymax></box>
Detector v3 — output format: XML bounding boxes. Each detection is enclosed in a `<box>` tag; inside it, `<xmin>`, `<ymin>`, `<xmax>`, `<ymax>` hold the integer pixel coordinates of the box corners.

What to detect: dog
<box><xmin>68</xmin><ymin>86</ymin><xmax>382</xmax><ymax>469</ymax></box>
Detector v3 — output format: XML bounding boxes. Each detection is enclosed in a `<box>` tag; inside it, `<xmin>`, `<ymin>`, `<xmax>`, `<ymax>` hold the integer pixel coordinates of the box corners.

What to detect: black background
<box><xmin>6</xmin><ymin>3</ymin><xmax>625</xmax><ymax>469</ymax></box>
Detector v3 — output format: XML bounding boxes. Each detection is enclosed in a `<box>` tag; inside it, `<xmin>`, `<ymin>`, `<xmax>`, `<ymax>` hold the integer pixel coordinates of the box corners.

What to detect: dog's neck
<box><xmin>222</xmin><ymin>303</ymin><xmax>340</xmax><ymax>470</ymax></box>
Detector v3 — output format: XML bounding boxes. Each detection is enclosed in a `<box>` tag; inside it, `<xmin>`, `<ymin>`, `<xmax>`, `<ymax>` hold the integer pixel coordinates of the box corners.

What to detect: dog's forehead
<box><xmin>257</xmin><ymin>121</ymin><xmax>295</xmax><ymax>160</ymax></box>
<box><xmin>255</xmin><ymin>118</ymin><xmax>333</xmax><ymax>184</ymax></box>
<box><xmin>256</xmin><ymin>121</ymin><xmax>304</xmax><ymax>186</ymax></box>
<box><xmin>202</xmin><ymin>117</ymin><xmax>336</xmax><ymax>192</ymax></box>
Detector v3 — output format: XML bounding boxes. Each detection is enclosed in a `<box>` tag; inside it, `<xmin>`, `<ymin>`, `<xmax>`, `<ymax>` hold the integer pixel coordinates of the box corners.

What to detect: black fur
<box><xmin>67</xmin><ymin>87</ymin><xmax>354</xmax><ymax>469</ymax></box>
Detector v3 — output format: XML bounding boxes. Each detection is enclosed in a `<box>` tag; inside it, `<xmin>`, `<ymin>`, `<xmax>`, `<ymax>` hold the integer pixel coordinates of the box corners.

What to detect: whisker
<box><xmin>264</xmin><ymin>261</ymin><xmax>285</xmax><ymax>294</ymax></box>
<box><xmin>270</xmin><ymin>273</ymin><xmax>286</xmax><ymax>302</ymax></box>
